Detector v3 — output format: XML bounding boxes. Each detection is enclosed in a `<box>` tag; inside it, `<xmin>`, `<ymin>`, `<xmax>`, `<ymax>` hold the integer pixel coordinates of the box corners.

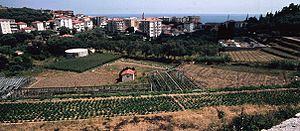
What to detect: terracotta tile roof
<box><xmin>121</xmin><ymin>69</ymin><xmax>136</xmax><ymax>76</ymax></box>
<box><xmin>23</xmin><ymin>27</ymin><xmax>34</xmax><ymax>30</ymax></box>
<box><xmin>16</xmin><ymin>22</ymin><xmax>26</xmax><ymax>25</ymax></box>
<box><xmin>140</xmin><ymin>17</ymin><xmax>161</xmax><ymax>22</ymax></box>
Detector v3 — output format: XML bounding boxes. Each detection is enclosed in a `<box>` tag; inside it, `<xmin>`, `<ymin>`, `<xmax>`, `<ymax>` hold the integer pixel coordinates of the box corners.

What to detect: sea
<box><xmin>88</xmin><ymin>14</ymin><xmax>260</xmax><ymax>23</ymax></box>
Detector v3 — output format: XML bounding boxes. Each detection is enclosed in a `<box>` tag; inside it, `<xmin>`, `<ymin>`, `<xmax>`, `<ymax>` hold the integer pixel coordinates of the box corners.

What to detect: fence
<box><xmin>9</xmin><ymin>83</ymin><xmax>151</xmax><ymax>98</ymax></box>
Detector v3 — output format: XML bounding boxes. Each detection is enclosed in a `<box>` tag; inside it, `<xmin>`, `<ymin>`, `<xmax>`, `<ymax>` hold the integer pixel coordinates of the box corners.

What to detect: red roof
<box><xmin>121</xmin><ymin>69</ymin><xmax>136</xmax><ymax>76</ymax></box>
<box><xmin>141</xmin><ymin>17</ymin><xmax>161</xmax><ymax>22</ymax></box>
<box><xmin>16</xmin><ymin>22</ymin><xmax>26</xmax><ymax>25</ymax></box>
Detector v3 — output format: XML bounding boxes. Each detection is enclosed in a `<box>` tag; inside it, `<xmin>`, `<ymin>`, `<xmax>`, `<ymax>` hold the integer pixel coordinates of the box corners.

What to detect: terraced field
<box><xmin>0</xmin><ymin>96</ymin><xmax>181</xmax><ymax>123</ymax></box>
<box><xmin>261</xmin><ymin>37</ymin><xmax>300</xmax><ymax>60</ymax></box>
<box><xmin>179</xmin><ymin>64</ymin><xmax>287</xmax><ymax>89</ymax></box>
<box><xmin>1</xmin><ymin>88</ymin><xmax>300</xmax><ymax>123</ymax></box>
<box><xmin>223</xmin><ymin>50</ymin><xmax>283</xmax><ymax>63</ymax></box>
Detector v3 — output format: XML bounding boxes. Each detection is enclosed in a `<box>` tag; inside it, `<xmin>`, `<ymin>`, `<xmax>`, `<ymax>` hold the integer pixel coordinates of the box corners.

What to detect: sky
<box><xmin>0</xmin><ymin>0</ymin><xmax>298</xmax><ymax>15</ymax></box>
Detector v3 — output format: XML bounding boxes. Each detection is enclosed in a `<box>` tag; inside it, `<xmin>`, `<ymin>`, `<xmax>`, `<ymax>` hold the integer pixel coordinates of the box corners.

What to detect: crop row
<box><xmin>175</xmin><ymin>89</ymin><xmax>300</xmax><ymax>109</ymax></box>
<box><xmin>0</xmin><ymin>96</ymin><xmax>181</xmax><ymax>123</ymax></box>
<box><xmin>224</xmin><ymin>50</ymin><xmax>283</xmax><ymax>63</ymax></box>
<box><xmin>147</xmin><ymin>71</ymin><xmax>198</xmax><ymax>91</ymax></box>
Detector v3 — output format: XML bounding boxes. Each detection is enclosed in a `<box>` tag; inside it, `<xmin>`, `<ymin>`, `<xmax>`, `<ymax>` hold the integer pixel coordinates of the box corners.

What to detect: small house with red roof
<box><xmin>119</xmin><ymin>67</ymin><xmax>136</xmax><ymax>82</ymax></box>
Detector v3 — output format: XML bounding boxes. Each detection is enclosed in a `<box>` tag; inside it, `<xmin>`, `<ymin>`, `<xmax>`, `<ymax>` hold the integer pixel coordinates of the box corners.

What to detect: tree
<box><xmin>0</xmin><ymin>7</ymin><xmax>51</xmax><ymax>23</ymax></box>
<box><xmin>0</xmin><ymin>55</ymin><xmax>9</xmax><ymax>70</ymax></box>
<box><xmin>59</xmin><ymin>26</ymin><xmax>70</xmax><ymax>35</ymax></box>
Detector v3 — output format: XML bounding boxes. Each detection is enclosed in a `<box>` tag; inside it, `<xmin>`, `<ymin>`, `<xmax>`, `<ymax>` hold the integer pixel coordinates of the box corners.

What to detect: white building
<box><xmin>184</xmin><ymin>22</ymin><xmax>195</xmax><ymax>33</ymax></box>
<box><xmin>16</xmin><ymin>22</ymin><xmax>27</xmax><ymax>30</ymax></box>
<box><xmin>84</xmin><ymin>20</ymin><xmax>93</xmax><ymax>30</ymax></box>
<box><xmin>0</xmin><ymin>19</ymin><xmax>18</xmax><ymax>34</ymax></box>
<box><xmin>65</xmin><ymin>48</ymin><xmax>89</xmax><ymax>58</ymax></box>
<box><xmin>92</xmin><ymin>16</ymin><xmax>107</xmax><ymax>28</ymax></box>
<box><xmin>139</xmin><ymin>18</ymin><xmax>162</xmax><ymax>38</ymax></box>
<box><xmin>55</xmin><ymin>17</ymin><xmax>73</xmax><ymax>29</ymax></box>
<box><xmin>73</xmin><ymin>20</ymin><xmax>85</xmax><ymax>32</ymax></box>
<box><xmin>9</xmin><ymin>19</ymin><xmax>18</xmax><ymax>33</ymax></box>
<box><xmin>0</xmin><ymin>19</ymin><xmax>12</xmax><ymax>34</ymax></box>
<box><xmin>120</xmin><ymin>69</ymin><xmax>136</xmax><ymax>82</ymax></box>
<box><xmin>32</xmin><ymin>21</ymin><xmax>45</xmax><ymax>31</ymax></box>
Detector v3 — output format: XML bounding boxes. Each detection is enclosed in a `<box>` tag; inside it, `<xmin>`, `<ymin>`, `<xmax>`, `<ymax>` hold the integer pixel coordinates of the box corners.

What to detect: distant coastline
<box><xmin>87</xmin><ymin>13</ymin><xmax>260</xmax><ymax>23</ymax></box>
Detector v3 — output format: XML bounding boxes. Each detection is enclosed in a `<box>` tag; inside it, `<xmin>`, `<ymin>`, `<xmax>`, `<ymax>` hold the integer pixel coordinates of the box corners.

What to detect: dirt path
<box><xmin>170</xmin><ymin>96</ymin><xmax>186</xmax><ymax>110</ymax></box>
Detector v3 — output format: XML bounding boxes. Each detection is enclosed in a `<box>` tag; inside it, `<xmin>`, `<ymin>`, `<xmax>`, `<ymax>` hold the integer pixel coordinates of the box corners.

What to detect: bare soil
<box><xmin>179</xmin><ymin>64</ymin><xmax>287</xmax><ymax>89</ymax></box>
<box><xmin>29</xmin><ymin>60</ymin><xmax>164</xmax><ymax>88</ymax></box>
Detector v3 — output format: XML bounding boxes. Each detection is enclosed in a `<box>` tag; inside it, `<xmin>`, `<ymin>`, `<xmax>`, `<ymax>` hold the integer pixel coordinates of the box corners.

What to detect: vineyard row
<box><xmin>1</xmin><ymin>89</ymin><xmax>300</xmax><ymax>123</ymax></box>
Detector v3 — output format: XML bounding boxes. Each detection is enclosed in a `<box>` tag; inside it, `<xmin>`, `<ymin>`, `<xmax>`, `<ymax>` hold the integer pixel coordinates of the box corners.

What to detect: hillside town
<box><xmin>0</xmin><ymin>8</ymin><xmax>249</xmax><ymax>39</ymax></box>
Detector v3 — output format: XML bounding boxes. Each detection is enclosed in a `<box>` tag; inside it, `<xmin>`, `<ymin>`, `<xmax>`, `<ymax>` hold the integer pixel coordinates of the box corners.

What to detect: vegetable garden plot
<box><xmin>147</xmin><ymin>70</ymin><xmax>199</xmax><ymax>91</ymax></box>
<box><xmin>223</xmin><ymin>50</ymin><xmax>284</xmax><ymax>63</ymax></box>
<box><xmin>0</xmin><ymin>77</ymin><xmax>32</xmax><ymax>99</ymax></box>
<box><xmin>0</xmin><ymin>96</ymin><xmax>181</xmax><ymax>123</ymax></box>
<box><xmin>46</xmin><ymin>53</ymin><xmax>121</xmax><ymax>72</ymax></box>
<box><xmin>175</xmin><ymin>89</ymin><xmax>300</xmax><ymax>109</ymax></box>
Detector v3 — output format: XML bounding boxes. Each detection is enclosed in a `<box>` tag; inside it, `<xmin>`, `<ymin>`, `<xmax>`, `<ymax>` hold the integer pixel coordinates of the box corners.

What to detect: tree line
<box><xmin>246</xmin><ymin>3</ymin><xmax>300</xmax><ymax>36</ymax></box>
<box><xmin>0</xmin><ymin>7</ymin><xmax>52</xmax><ymax>23</ymax></box>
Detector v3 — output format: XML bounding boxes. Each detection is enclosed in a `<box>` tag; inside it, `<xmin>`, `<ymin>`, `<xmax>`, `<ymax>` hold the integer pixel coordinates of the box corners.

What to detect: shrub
<box><xmin>266</xmin><ymin>60</ymin><xmax>299</xmax><ymax>70</ymax></box>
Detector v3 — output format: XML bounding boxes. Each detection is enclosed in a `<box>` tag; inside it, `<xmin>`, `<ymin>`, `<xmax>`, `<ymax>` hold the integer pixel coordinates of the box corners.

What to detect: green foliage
<box><xmin>59</xmin><ymin>26</ymin><xmax>71</xmax><ymax>35</ymax></box>
<box><xmin>176</xmin><ymin>89</ymin><xmax>300</xmax><ymax>110</ymax></box>
<box><xmin>45</xmin><ymin>53</ymin><xmax>121</xmax><ymax>72</ymax></box>
<box><xmin>47</xmin><ymin>37</ymin><xmax>87</xmax><ymax>56</ymax></box>
<box><xmin>247</xmin><ymin>3</ymin><xmax>300</xmax><ymax>35</ymax></box>
<box><xmin>228</xmin><ymin>106</ymin><xmax>300</xmax><ymax>130</ymax></box>
<box><xmin>0</xmin><ymin>55</ymin><xmax>9</xmax><ymax>70</ymax></box>
<box><xmin>0</xmin><ymin>7</ymin><xmax>51</xmax><ymax>23</ymax></box>
<box><xmin>0</xmin><ymin>96</ymin><xmax>181</xmax><ymax>122</ymax></box>
<box><xmin>267</xmin><ymin>60</ymin><xmax>299</xmax><ymax>70</ymax></box>
<box><xmin>47</xmin><ymin>28</ymin><xmax>219</xmax><ymax>59</ymax></box>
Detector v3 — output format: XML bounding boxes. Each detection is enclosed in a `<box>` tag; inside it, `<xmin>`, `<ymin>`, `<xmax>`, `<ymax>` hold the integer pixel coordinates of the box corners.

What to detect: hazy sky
<box><xmin>0</xmin><ymin>0</ymin><xmax>298</xmax><ymax>14</ymax></box>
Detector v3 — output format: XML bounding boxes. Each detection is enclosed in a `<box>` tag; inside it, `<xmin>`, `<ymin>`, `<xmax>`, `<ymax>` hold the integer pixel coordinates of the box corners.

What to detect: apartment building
<box><xmin>0</xmin><ymin>19</ymin><xmax>18</xmax><ymax>34</ymax></box>
<box><xmin>53</xmin><ymin>10</ymin><xmax>74</xmax><ymax>17</ymax></box>
<box><xmin>73</xmin><ymin>20</ymin><xmax>85</xmax><ymax>32</ymax></box>
<box><xmin>107</xmin><ymin>18</ymin><xmax>126</xmax><ymax>33</ymax></box>
<box><xmin>159</xmin><ymin>16</ymin><xmax>171</xmax><ymax>22</ymax></box>
<box><xmin>92</xmin><ymin>16</ymin><xmax>108</xmax><ymax>27</ymax></box>
<box><xmin>139</xmin><ymin>18</ymin><xmax>162</xmax><ymax>38</ymax></box>
<box><xmin>184</xmin><ymin>22</ymin><xmax>195</xmax><ymax>33</ymax></box>
<box><xmin>32</xmin><ymin>21</ymin><xmax>45</xmax><ymax>31</ymax></box>
<box><xmin>9</xmin><ymin>19</ymin><xmax>18</xmax><ymax>33</ymax></box>
<box><xmin>55</xmin><ymin>17</ymin><xmax>73</xmax><ymax>29</ymax></box>
<box><xmin>124</xmin><ymin>17</ymin><xmax>139</xmax><ymax>30</ymax></box>
<box><xmin>170</xmin><ymin>16</ymin><xmax>201</xmax><ymax>23</ymax></box>
<box><xmin>0</xmin><ymin>19</ymin><xmax>12</xmax><ymax>34</ymax></box>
